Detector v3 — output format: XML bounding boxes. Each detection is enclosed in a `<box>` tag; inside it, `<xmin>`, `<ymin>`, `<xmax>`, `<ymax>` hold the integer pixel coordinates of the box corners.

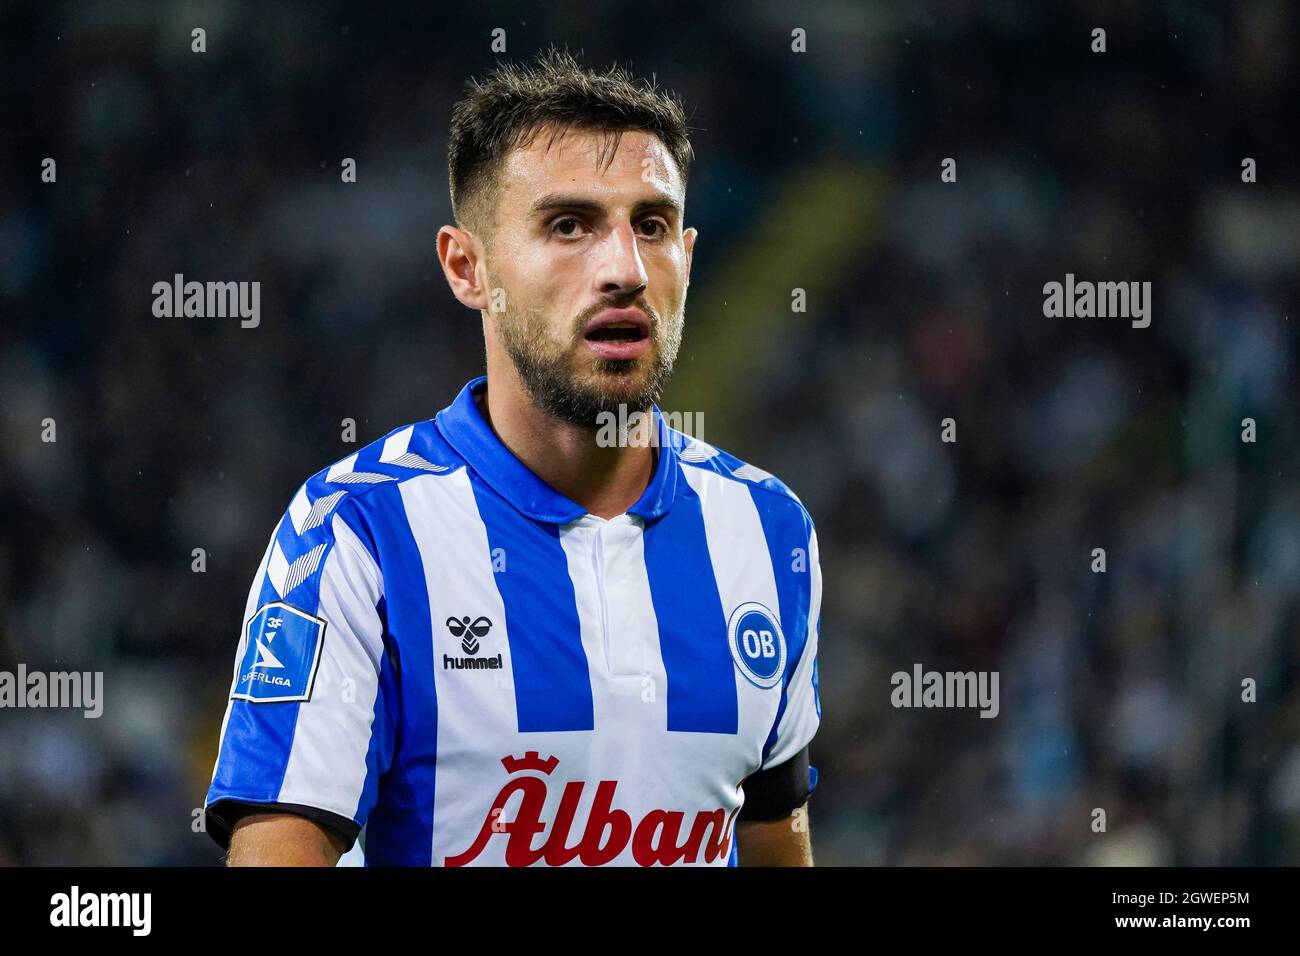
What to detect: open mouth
<box><xmin>581</xmin><ymin>309</ymin><xmax>652</xmax><ymax>359</ymax></box>
<box><xmin>584</xmin><ymin>323</ymin><xmax>648</xmax><ymax>343</ymax></box>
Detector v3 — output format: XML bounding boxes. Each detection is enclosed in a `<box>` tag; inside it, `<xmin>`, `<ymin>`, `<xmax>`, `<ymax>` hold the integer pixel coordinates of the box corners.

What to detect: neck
<box><xmin>479</xmin><ymin>365</ymin><xmax>656</xmax><ymax>521</ymax></box>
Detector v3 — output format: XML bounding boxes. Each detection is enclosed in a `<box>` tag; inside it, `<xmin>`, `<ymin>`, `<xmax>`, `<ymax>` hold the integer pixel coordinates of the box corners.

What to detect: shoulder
<box><xmin>273</xmin><ymin>419</ymin><xmax>464</xmax><ymax>558</ymax></box>
<box><xmin>669</xmin><ymin>430</ymin><xmax>815</xmax><ymax>535</ymax></box>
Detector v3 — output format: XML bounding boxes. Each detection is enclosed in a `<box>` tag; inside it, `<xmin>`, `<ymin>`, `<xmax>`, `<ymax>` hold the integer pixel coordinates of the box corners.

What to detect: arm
<box><xmin>734</xmin><ymin>744</ymin><xmax>818</xmax><ymax>866</ymax></box>
<box><xmin>227</xmin><ymin>812</ymin><xmax>347</xmax><ymax>867</ymax></box>
<box><xmin>735</xmin><ymin>510</ymin><xmax>823</xmax><ymax>867</ymax></box>
<box><xmin>204</xmin><ymin>494</ymin><xmax>394</xmax><ymax>866</ymax></box>
<box><xmin>736</xmin><ymin>803</ymin><xmax>814</xmax><ymax>866</ymax></box>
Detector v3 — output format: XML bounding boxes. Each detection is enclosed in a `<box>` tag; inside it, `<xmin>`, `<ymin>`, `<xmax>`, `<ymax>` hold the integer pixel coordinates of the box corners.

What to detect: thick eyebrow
<box><xmin>530</xmin><ymin>192</ymin><xmax>682</xmax><ymax>222</ymax></box>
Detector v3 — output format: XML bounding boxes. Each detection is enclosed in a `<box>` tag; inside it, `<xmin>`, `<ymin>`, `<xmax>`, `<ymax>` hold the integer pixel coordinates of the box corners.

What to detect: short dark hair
<box><xmin>448</xmin><ymin>47</ymin><xmax>694</xmax><ymax>245</ymax></box>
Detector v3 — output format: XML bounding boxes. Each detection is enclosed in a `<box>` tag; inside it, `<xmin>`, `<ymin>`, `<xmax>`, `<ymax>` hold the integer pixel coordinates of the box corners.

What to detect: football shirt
<box><xmin>205</xmin><ymin>375</ymin><xmax>821</xmax><ymax>866</ymax></box>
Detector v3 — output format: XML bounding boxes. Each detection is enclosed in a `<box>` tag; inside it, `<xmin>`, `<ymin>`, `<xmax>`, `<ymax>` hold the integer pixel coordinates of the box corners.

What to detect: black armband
<box><xmin>737</xmin><ymin>745</ymin><xmax>817</xmax><ymax>822</ymax></box>
<box><xmin>205</xmin><ymin>798</ymin><xmax>360</xmax><ymax>853</ymax></box>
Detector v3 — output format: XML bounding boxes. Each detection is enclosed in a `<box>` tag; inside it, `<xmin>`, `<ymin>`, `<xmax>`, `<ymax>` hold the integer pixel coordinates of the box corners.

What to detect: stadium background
<box><xmin>1</xmin><ymin>0</ymin><xmax>1297</xmax><ymax>865</ymax></box>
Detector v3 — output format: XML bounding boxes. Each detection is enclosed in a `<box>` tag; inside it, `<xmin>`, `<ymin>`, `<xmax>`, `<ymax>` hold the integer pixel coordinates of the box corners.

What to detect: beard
<box><xmin>495</xmin><ymin>299</ymin><xmax>683</xmax><ymax>429</ymax></box>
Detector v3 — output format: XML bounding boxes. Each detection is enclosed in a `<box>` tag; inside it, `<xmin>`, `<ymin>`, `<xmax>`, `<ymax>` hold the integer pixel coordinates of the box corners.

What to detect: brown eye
<box><xmin>553</xmin><ymin>217</ymin><xmax>582</xmax><ymax>237</ymax></box>
<box><xmin>639</xmin><ymin>219</ymin><xmax>667</xmax><ymax>238</ymax></box>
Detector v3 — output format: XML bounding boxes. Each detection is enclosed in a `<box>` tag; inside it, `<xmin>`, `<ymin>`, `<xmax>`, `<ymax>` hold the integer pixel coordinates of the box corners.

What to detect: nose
<box><xmin>596</xmin><ymin>221</ymin><xmax>649</xmax><ymax>299</ymax></box>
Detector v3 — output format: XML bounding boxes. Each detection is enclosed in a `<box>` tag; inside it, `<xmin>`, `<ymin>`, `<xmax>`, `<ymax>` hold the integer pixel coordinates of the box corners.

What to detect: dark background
<box><xmin>1</xmin><ymin>0</ymin><xmax>1297</xmax><ymax>864</ymax></box>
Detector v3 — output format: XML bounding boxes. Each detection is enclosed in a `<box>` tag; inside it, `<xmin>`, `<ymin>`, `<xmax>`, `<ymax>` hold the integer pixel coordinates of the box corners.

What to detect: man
<box><xmin>204</xmin><ymin>48</ymin><xmax>822</xmax><ymax>866</ymax></box>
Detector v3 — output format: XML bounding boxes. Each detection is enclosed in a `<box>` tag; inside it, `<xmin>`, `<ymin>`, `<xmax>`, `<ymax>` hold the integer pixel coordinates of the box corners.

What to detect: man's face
<box><xmin>481</xmin><ymin>126</ymin><xmax>696</xmax><ymax>428</ymax></box>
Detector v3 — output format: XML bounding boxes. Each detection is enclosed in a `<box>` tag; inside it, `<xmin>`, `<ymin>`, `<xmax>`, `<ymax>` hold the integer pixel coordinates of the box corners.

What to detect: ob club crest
<box><xmin>726</xmin><ymin>602</ymin><xmax>786</xmax><ymax>688</ymax></box>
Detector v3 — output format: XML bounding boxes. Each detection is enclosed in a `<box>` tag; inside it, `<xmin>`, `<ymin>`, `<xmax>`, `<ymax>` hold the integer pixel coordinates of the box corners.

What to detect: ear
<box><xmin>683</xmin><ymin>226</ymin><xmax>698</xmax><ymax>285</ymax></box>
<box><xmin>437</xmin><ymin>225</ymin><xmax>490</xmax><ymax>311</ymax></box>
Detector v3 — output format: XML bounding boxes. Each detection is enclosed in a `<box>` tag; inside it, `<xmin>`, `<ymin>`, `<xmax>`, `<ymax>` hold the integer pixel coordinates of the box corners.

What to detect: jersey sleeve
<box><xmin>204</xmin><ymin>486</ymin><xmax>395</xmax><ymax>852</ymax></box>
<box><xmin>760</xmin><ymin>523</ymin><xmax>822</xmax><ymax>772</ymax></box>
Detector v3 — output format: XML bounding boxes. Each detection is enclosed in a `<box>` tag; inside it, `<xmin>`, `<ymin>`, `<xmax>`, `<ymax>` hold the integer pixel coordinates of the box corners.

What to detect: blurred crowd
<box><xmin>1</xmin><ymin>1</ymin><xmax>1296</xmax><ymax>864</ymax></box>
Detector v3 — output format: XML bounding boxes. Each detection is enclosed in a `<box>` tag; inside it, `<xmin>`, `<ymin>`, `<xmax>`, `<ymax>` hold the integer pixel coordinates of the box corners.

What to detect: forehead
<box><xmin>497</xmin><ymin>126</ymin><xmax>684</xmax><ymax>204</ymax></box>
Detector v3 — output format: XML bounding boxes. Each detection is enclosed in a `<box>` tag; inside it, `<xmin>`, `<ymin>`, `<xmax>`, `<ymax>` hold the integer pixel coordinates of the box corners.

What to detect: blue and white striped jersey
<box><xmin>205</xmin><ymin>375</ymin><xmax>822</xmax><ymax>866</ymax></box>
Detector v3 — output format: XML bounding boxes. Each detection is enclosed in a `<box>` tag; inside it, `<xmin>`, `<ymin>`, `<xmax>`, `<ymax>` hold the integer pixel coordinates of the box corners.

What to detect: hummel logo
<box><xmin>443</xmin><ymin>616</ymin><xmax>500</xmax><ymax>671</ymax></box>
<box><xmin>447</xmin><ymin>616</ymin><xmax>492</xmax><ymax>639</ymax></box>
